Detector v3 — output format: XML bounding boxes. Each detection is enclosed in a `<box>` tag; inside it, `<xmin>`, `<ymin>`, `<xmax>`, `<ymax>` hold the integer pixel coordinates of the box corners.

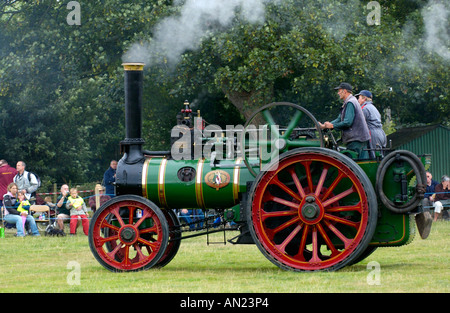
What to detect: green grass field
<box><xmin>0</xmin><ymin>221</ymin><xmax>448</xmax><ymax>293</ymax></box>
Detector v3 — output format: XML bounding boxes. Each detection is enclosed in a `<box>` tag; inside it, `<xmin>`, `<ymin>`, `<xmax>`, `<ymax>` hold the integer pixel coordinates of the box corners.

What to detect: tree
<box><xmin>156</xmin><ymin>0</ymin><xmax>448</xmax><ymax>126</ymax></box>
<box><xmin>0</xmin><ymin>1</ymin><xmax>172</xmax><ymax>184</ymax></box>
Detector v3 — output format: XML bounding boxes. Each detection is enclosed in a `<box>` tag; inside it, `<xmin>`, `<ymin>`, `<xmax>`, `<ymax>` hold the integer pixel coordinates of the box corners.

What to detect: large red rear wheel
<box><xmin>89</xmin><ymin>195</ymin><xmax>169</xmax><ymax>272</ymax></box>
<box><xmin>247</xmin><ymin>148</ymin><xmax>377</xmax><ymax>271</ymax></box>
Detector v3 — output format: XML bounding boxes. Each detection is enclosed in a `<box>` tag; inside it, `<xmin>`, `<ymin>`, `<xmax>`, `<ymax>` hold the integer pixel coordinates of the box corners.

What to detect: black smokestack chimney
<box><xmin>121</xmin><ymin>62</ymin><xmax>145</xmax><ymax>164</ymax></box>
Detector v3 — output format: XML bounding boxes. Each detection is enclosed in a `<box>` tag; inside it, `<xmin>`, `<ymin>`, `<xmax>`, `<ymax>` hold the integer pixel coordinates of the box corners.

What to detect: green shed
<box><xmin>387</xmin><ymin>124</ymin><xmax>450</xmax><ymax>180</ymax></box>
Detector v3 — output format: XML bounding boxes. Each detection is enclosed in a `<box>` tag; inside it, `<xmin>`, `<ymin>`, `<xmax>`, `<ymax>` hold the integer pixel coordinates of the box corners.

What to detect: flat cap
<box><xmin>334</xmin><ymin>82</ymin><xmax>353</xmax><ymax>91</ymax></box>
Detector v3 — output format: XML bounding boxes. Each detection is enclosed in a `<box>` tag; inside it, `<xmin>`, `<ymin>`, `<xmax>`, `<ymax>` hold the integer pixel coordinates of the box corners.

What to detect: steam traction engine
<box><xmin>88</xmin><ymin>63</ymin><xmax>431</xmax><ymax>272</ymax></box>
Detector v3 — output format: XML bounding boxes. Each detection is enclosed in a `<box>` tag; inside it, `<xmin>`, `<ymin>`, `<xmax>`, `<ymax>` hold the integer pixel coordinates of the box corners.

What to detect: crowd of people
<box><xmin>0</xmin><ymin>159</ymin><xmax>117</xmax><ymax>237</ymax></box>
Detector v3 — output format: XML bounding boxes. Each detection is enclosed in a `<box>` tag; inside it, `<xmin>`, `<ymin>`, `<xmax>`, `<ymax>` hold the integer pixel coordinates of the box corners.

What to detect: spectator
<box><xmin>0</xmin><ymin>159</ymin><xmax>18</xmax><ymax>207</ymax></box>
<box><xmin>13</xmin><ymin>161</ymin><xmax>39</xmax><ymax>202</ymax></box>
<box><xmin>17</xmin><ymin>191</ymin><xmax>31</xmax><ymax>231</ymax></box>
<box><xmin>422</xmin><ymin>171</ymin><xmax>439</xmax><ymax>215</ymax></box>
<box><xmin>425</xmin><ymin>171</ymin><xmax>439</xmax><ymax>201</ymax></box>
<box><xmin>55</xmin><ymin>184</ymin><xmax>70</xmax><ymax>233</ymax></box>
<box><xmin>66</xmin><ymin>187</ymin><xmax>89</xmax><ymax>235</ymax></box>
<box><xmin>88</xmin><ymin>185</ymin><xmax>111</xmax><ymax>213</ymax></box>
<box><xmin>44</xmin><ymin>195</ymin><xmax>57</xmax><ymax>218</ymax></box>
<box><xmin>356</xmin><ymin>90</ymin><xmax>387</xmax><ymax>158</ymax></box>
<box><xmin>2</xmin><ymin>183</ymin><xmax>40</xmax><ymax>237</ymax></box>
<box><xmin>432</xmin><ymin>175</ymin><xmax>450</xmax><ymax>221</ymax></box>
<box><xmin>319</xmin><ymin>83</ymin><xmax>371</xmax><ymax>159</ymax></box>
<box><xmin>103</xmin><ymin>160</ymin><xmax>117</xmax><ymax>198</ymax></box>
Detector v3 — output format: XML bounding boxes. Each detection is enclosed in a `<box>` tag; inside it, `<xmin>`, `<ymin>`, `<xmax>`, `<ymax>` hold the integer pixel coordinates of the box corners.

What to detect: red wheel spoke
<box><xmin>128</xmin><ymin>206</ymin><xmax>135</xmax><ymax>224</ymax></box>
<box><xmin>310</xmin><ymin>226</ymin><xmax>321</xmax><ymax>263</ymax></box>
<box><xmin>275</xmin><ymin>224</ymin><xmax>303</xmax><ymax>254</ymax></box>
<box><xmin>294</xmin><ymin>224</ymin><xmax>309</xmax><ymax>261</ymax></box>
<box><xmin>323</xmin><ymin>220</ymin><xmax>354</xmax><ymax>249</ymax></box>
<box><xmin>324</xmin><ymin>213</ymin><xmax>360</xmax><ymax>229</ymax></box>
<box><xmin>96</xmin><ymin>234</ymin><xmax>119</xmax><ymax>246</ymax></box>
<box><xmin>107</xmin><ymin>242</ymin><xmax>123</xmax><ymax>260</ymax></box>
<box><xmin>120</xmin><ymin>245</ymin><xmax>131</xmax><ymax>267</ymax></box>
<box><xmin>316</xmin><ymin>222</ymin><xmax>339</xmax><ymax>256</ymax></box>
<box><xmin>315</xmin><ymin>165</ymin><xmax>329</xmax><ymax>197</ymax></box>
<box><xmin>271</xmin><ymin>217</ymin><xmax>301</xmax><ymax>235</ymax></box>
<box><xmin>326</xmin><ymin>203</ymin><xmax>362</xmax><ymax>214</ymax></box>
<box><xmin>134</xmin><ymin>210</ymin><xmax>153</xmax><ymax>228</ymax></box>
<box><xmin>260</xmin><ymin>207</ymin><xmax>298</xmax><ymax>221</ymax></box>
<box><xmin>139</xmin><ymin>225</ymin><xmax>158</xmax><ymax>235</ymax></box>
<box><xmin>270</xmin><ymin>176</ymin><xmax>303</xmax><ymax>202</ymax></box>
<box><xmin>111</xmin><ymin>207</ymin><xmax>126</xmax><ymax>227</ymax></box>
<box><xmin>137</xmin><ymin>237</ymin><xmax>159</xmax><ymax>251</ymax></box>
<box><xmin>303</xmin><ymin>161</ymin><xmax>314</xmax><ymax>192</ymax></box>
<box><xmin>100</xmin><ymin>219</ymin><xmax>120</xmax><ymax>232</ymax></box>
<box><xmin>322</xmin><ymin>186</ymin><xmax>355</xmax><ymax>207</ymax></box>
<box><xmin>321</xmin><ymin>171</ymin><xmax>344</xmax><ymax>201</ymax></box>
<box><xmin>133</xmin><ymin>244</ymin><xmax>147</xmax><ymax>262</ymax></box>
<box><xmin>288</xmin><ymin>167</ymin><xmax>306</xmax><ymax>198</ymax></box>
<box><xmin>269</xmin><ymin>197</ymin><xmax>299</xmax><ymax>210</ymax></box>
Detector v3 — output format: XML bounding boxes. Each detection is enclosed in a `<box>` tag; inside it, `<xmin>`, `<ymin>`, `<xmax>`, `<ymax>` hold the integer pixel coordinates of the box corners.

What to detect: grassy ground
<box><xmin>0</xmin><ymin>221</ymin><xmax>448</xmax><ymax>293</ymax></box>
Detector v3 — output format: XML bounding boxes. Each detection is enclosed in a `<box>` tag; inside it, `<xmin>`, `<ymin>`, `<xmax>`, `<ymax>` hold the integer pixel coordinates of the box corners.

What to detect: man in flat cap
<box><xmin>319</xmin><ymin>82</ymin><xmax>371</xmax><ymax>159</ymax></box>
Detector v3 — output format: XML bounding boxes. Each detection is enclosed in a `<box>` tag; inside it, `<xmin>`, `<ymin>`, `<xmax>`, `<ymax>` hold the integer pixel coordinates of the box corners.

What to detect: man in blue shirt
<box><xmin>425</xmin><ymin>171</ymin><xmax>439</xmax><ymax>201</ymax></box>
<box><xmin>103</xmin><ymin>160</ymin><xmax>117</xmax><ymax>197</ymax></box>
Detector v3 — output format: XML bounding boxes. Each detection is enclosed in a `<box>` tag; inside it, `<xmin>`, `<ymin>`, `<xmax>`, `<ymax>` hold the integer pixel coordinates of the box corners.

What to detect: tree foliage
<box><xmin>0</xmin><ymin>0</ymin><xmax>171</xmax><ymax>184</ymax></box>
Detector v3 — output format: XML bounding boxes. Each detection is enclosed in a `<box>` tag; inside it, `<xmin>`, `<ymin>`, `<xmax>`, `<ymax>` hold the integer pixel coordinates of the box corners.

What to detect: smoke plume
<box><xmin>122</xmin><ymin>0</ymin><xmax>268</xmax><ymax>66</ymax></box>
<box><xmin>421</xmin><ymin>0</ymin><xmax>450</xmax><ymax>61</ymax></box>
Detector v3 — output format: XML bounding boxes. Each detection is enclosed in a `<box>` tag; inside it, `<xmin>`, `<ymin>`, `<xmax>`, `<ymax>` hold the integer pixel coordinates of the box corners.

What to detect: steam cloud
<box><xmin>122</xmin><ymin>0</ymin><xmax>269</xmax><ymax>66</ymax></box>
<box><xmin>422</xmin><ymin>0</ymin><xmax>450</xmax><ymax>60</ymax></box>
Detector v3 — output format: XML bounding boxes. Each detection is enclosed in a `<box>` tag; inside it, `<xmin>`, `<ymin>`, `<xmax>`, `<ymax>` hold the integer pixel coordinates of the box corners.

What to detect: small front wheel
<box><xmin>89</xmin><ymin>195</ymin><xmax>169</xmax><ymax>272</ymax></box>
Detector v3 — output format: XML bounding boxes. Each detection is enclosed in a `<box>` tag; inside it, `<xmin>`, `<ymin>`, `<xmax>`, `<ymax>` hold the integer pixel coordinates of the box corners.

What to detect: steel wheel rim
<box><xmin>90</xmin><ymin>197</ymin><xmax>167</xmax><ymax>272</ymax></box>
<box><xmin>250</xmin><ymin>150</ymin><xmax>373</xmax><ymax>271</ymax></box>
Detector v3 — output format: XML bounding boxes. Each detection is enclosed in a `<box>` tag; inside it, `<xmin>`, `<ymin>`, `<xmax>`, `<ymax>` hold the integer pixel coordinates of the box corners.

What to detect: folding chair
<box><xmin>30</xmin><ymin>205</ymin><xmax>51</xmax><ymax>231</ymax></box>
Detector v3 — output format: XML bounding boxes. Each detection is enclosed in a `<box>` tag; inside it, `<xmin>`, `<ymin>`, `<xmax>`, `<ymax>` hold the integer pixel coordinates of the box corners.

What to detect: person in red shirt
<box><xmin>88</xmin><ymin>185</ymin><xmax>111</xmax><ymax>213</ymax></box>
<box><xmin>0</xmin><ymin>160</ymin><xmax>18</xmax><ymax>207</ymax></box>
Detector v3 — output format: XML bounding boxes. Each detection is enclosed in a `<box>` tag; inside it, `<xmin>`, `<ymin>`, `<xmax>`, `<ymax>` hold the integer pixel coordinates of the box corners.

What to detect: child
<box><xmin>44</xmin><ymin>196</ymin><xmax>56</xmax><ymax>211</ymax></box>
<box><xmin>44</xmin><ymin>196</ymin><xmax>56</xmax><ymax>220</ymax></box>
<box><xmin>66</xmin><ymin>187</ymin><xmax>89</xmax><ymax>235</ymax></box>
<box><xmin>17</xmin><ymin>191</ymin><xmax>31</xmax><ymax>233</ymax></box>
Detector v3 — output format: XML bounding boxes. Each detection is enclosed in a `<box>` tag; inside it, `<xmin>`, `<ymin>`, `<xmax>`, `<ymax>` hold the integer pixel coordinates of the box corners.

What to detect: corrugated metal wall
<box><xmin>398</xmin><ymin>126</ymin><xmax>450</xmax><ymax>180</ymax></box>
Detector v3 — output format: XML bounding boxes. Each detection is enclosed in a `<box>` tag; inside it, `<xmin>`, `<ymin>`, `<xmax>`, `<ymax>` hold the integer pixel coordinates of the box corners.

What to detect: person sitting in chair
<box><xmin>2</xmin><ymin>183</ymin><xmax>40</xmax><ymax>236</ymax></box>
